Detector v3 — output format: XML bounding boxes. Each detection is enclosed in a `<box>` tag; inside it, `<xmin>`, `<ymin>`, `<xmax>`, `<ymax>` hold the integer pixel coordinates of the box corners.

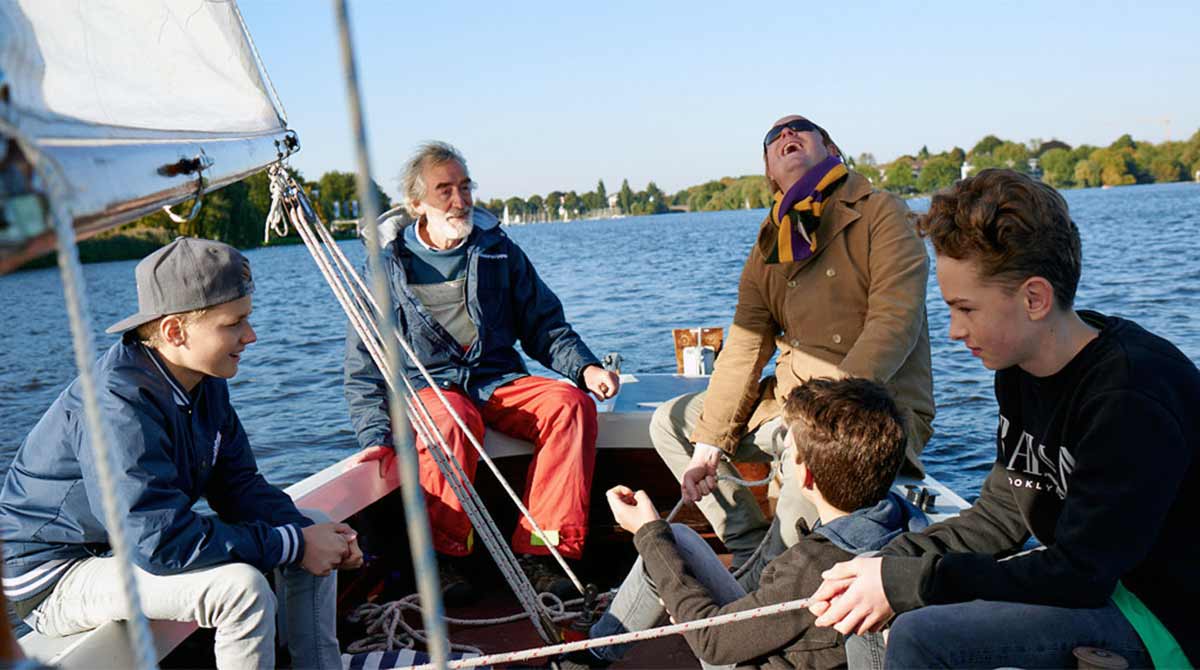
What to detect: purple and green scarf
<box><xmin>765</xmin><ymin>155</ymin><xmax>848</xmax><ymax>264</ymax></box>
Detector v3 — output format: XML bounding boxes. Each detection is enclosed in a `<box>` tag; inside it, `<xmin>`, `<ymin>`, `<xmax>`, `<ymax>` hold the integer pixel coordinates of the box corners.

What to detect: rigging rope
<box><xmin>331</xmin><ymin>1</ymin><xmax>450</xmax><ymax>664</ymax></box>
<box><xmin>266</xmin><ymin>166</ymin><xmax>555</xmax><ymax>643</ymax></box>
<box><xmin>406</xmin><ymin>595</ymin><xmax>815</xmax><ymax>670</ymax></box>
<box><xmin>0</xmin><ymin>114</ymin><xmax>161</xmax><ymax>670</ymax></box>
<box><xmin>295</xmin><ymin>193</ymin><xmax>588</xmax><ymax>598</ymax></box>
<box><xmin>265</xmin><ymin>162</ymin><xmax>788</xmax><ymax>656</ymax></box>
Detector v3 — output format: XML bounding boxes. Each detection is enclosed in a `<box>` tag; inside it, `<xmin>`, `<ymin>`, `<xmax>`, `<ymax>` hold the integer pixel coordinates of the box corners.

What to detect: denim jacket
<box><xmin>0</xmin><ymin>340</ymin><xmax>310</xmax><ymax>616</ymax></box>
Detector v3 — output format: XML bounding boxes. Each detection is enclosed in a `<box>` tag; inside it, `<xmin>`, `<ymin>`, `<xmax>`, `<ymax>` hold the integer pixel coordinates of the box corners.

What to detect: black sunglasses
<box><xmin>763</xmin><ymin>119</ymin><xmax>820</xmax><ymax>148</ymax></box>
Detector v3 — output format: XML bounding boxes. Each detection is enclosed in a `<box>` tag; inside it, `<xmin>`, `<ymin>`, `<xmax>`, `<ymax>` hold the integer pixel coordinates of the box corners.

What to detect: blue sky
<box><xmin>239</xmin><ymin>1</ymin><xmax>1200</xmax><ymax>202</ymax></box>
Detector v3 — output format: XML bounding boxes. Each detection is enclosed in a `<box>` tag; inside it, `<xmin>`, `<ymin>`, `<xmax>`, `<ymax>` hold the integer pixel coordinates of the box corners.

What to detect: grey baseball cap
<box><xmin>106</xmin><ymin>237</ymin><xmax>255</xmax><ymax>334</ymax></box>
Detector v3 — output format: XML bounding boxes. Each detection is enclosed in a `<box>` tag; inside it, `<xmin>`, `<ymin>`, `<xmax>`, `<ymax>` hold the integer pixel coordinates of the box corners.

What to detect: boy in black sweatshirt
<box><xmin>567</xmin><ymin>377</ymin><xmax>926</xmax><ymax>669</ymax></box>
<box><xmin>808</xmin><ymin>169</ymin><xmax>1198</xmax><ymax>669</ymax></box>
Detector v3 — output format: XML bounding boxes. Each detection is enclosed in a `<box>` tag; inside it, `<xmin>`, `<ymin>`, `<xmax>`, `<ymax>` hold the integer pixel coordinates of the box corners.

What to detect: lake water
<box><xmin>2</xmin><ymin>182</ymin><xmax>1199</xmax><ymax>499</ymax></box>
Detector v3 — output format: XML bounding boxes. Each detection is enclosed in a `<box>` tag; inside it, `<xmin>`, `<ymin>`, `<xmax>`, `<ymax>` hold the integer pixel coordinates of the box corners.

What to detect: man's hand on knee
<box><xmin>582</xmin><ymin>364</ymin><xmax>621</xmax><ymax>400</ymax></box>
<box><xmin>353</xmin><ymin>445</ymin><xmax>395</xmax><ymax>478</ymax></box>
<box><xmin>681</xmin><ymin>443</ymin><xmax>721</xmax><ymax>503</ymax></box>
<box><xmin>301</xmin><ymin>523</ymin><xmax>353</xmax><ymax>576</ymax></box>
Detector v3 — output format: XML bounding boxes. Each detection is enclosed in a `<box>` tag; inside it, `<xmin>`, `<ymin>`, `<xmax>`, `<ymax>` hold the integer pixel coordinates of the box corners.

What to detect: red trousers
<box><xmin>414</xmin><ymin>376</ymin><xmax>597</xmax><ymax>559</ymax></box>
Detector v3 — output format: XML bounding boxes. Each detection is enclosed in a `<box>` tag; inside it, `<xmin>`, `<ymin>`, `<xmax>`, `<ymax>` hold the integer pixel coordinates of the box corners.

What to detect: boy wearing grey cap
<box><xmin>0</xmin><ymin>237</ymin><xmax>355</xmax><ymax>669</ymax></box>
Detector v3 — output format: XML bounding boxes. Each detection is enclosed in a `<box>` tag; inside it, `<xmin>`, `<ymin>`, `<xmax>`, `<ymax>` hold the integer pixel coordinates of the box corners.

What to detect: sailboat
<box><xmin>1</xmin><ymin>2</ymin><xmax>969</xmax><ymax>668</ymax></box>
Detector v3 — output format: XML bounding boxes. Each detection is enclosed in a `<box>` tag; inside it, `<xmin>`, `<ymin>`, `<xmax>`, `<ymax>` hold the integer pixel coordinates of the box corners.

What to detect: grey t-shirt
<box><xmin>404</xmin><ymin>223</ymin><xmax>477</xmax><ymax>348</ymax></box>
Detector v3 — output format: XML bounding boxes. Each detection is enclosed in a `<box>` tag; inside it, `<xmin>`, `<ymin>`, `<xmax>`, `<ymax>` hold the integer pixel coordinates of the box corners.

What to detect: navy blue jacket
<box><xmin>344</xmin><ymin>208</ymin><xmax>601</xmax><ymax>450</ymax></box>
<box><xmin>0</xmin><ymin>340</ymin><xmax>310</xmax><ymax>616</ymax></box>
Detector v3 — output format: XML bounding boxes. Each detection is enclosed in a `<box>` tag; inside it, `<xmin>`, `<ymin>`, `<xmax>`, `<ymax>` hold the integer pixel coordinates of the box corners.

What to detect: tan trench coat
<box><xmin>691</xmin><ymin>171</ymin><xmax>935</xmax><ymax>474</ymax></box>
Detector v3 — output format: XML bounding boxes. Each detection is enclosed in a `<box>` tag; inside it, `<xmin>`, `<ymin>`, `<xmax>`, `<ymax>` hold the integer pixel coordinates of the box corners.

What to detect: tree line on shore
<box><xmin>852</xmin><ymin>129</ymin><xmax>1200</xmax><ymax>195</ymax></box>
<box><xmin>97</xmin><ymin>128</ymin><xmax>1200</xmax><ymax>258</ymax></box>
<box><xmin>106</xmin><ymin>169</ymin><xmax>391</xmax><ymax>250</ymax></box>
<box><xmin>479</xmin><ymin>128</ymin><xmax>1200</xmax><ymax>223</ymax></box>
<box><xmin>476</xmin><ymin>178</ymin><xmax>672</xmax><ymax>222</ymax></box>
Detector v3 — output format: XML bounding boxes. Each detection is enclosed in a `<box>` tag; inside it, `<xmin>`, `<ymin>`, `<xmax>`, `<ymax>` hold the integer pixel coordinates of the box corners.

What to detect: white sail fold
<box><xmin>1</xmin><ymin>0</ymin><xmax>285</xmax><ymax>140</ymax></box>
<box><xmin>0</xmin><ymin>0</ymin><xmax>297</xmax><ymax>272</ymax></box>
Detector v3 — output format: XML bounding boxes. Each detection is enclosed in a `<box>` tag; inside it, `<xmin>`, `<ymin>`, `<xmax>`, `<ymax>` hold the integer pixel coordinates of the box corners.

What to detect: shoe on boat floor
<box><xmin>438</xmin><ymin>554</ymin><xmax>479</xmax><ymax>606</ymax></box>
<box><xmin>518</xmin><ymin>553</ymin><xmax>576</xmax><ymax>601</ymax></box>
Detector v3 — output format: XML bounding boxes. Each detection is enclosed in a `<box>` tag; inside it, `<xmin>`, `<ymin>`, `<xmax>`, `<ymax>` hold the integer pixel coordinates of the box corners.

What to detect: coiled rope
<box><xmin>345</xmin><ymin>590</ymin><xmax>615</xmax><ymax>656</ymax></box>
<box><xmin>338</xmin><ymin>464</ymin><xmax>779</xmax><ymax>656</ymax></box>
<box><xmin>331</xmin><ymin>1</ymin><xmax>449</xmax><ymax>663</ymax></box>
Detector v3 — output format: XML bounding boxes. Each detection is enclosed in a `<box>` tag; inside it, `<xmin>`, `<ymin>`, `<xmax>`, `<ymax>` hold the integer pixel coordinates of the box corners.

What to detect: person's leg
<box><xmin>585</xmin><ymin>556</ymin><xmax>662</xmax><ymax>663</ymax></box>
<box><xmin>844</xmin><ymin>632</ymin><xmax>886</xmax><ymax>670</ymax></box>
<box><xmin>482</xmin><ymin>376</ymin><xmax>597</xmax><ymax>560</ymax></box>
<box><xmin>649</xmin><ymin>393</ymin><xmax>774</xmax><ymax>566</ymax></box>
<box><xmin>732</xmin><ymin>515</ymin><xmax>788</xmax><ymax>591</ymax></box>
<box><xmin>29</xmin><ymin>557</ymin><xmax>276</xmax><ymax>670</ymax></box>
<box><xmin>588</xmin><ymin>524</ymin><xmax>747</xmax><ymax>663</ymax></box>
<box><xmin>414</xmin><ymin>386</ymin><xmax>484</xmax><ymax>557</ymax></box>
<box><xmin>276</xmin><ymin>509</ymin><xmax>341</xmax><ymax>669</ymax></box>
<box><xmin>885</xmin><ymin>600</ymin><xmax>1151</xmax><ymax>669</ymax></box>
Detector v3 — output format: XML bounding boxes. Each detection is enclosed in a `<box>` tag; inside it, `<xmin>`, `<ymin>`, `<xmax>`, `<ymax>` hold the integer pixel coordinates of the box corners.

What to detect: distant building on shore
<box><xmin>1034</xmin><ymin>139</ymin><xmax>1072</xmax><ymax>156</ymax></box>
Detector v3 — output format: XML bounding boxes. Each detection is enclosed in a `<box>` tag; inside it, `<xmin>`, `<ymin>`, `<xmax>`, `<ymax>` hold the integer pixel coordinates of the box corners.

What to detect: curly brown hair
<box><xmin>782</xmin><ymin>377</ymin><xmax>907</xmax><ymax>512</ymax></box>
<box><xmin>919</xmin><ymin>168</ymin><xmax>1082</xmax><ymax>309</ymax></box>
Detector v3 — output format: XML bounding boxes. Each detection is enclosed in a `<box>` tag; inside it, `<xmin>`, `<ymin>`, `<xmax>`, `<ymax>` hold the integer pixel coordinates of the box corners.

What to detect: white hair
<box><xmin>400</xmin><ymin>141</ymin><xmax>469</xmax><ymax>216</ymax></box>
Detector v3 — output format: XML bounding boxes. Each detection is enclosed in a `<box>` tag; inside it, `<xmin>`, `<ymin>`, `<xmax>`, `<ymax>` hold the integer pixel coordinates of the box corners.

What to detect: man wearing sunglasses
<box><xmin>652</xmin><ymin>115</ymin><xmax>935</xmax><ymax>579</ymax></box>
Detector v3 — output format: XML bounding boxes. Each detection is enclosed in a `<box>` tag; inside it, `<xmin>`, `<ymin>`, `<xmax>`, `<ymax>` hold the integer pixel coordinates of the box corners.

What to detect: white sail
<box><xmin>0</xmin><ymin>0</ymin><xmax>296</xmax><ymax>271</ymax></box>
<box><xmin>1</xmin><ymin>1</ymin><xmax>284</xmax><ymax>139</ymax></box>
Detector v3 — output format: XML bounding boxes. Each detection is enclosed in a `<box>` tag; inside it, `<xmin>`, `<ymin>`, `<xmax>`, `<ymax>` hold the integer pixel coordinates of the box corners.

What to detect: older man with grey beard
<box><xmin>343</xmin><ymin>141</ymin><xmax>619</xmax><ymax>603</ymax></box>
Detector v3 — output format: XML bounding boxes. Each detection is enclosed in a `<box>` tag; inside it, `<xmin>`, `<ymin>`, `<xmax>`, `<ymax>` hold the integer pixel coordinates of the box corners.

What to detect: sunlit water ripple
<box><xmin>2</xmin><ymin>182</ymin><xmax>1198</xmax><ymax>501</ymax></box>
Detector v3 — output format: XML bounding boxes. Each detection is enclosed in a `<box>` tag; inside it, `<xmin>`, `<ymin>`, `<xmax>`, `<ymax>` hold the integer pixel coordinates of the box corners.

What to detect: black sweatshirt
<box><xmin>880</xmin><ymin>312</ymin><xmax>1199</xmax><ymax>665</ymax></box>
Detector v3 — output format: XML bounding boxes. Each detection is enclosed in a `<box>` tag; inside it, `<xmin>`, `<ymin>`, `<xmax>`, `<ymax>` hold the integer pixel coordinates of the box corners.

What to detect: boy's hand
<box><xmin>606</xmin><ymin>485</ymin><xmax>661</xmax><ymax>534</ymax></box>
<box><xmin>808</xmin><ymin>556</ymin><xmax>893</xmax><ymax>635</ymax></box>
<box><xmin>353</xmin><ymin>445</ymin><xmax>395</xmax><ymax>478</ymax></box>
<box><xmin>300</xmin><ymin>523</ymin><xmax>352</xmax><ymax>576</ymax></box>
<box><xmin>681</xmin><ymin>443</ymin><xmax>721</xmax><ymax>503</ymax></box>
<box><xmin>333</xmin><ymin>525</ymin><xmax>364</xmax><ymax>570</ymax></box>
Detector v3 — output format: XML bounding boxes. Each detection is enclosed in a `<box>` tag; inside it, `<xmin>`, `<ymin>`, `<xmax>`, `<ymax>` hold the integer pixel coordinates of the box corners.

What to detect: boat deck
<box><xmin>20</xmin><ymin>374</ymin><xmax>970</xmax><ymax>668</ymax></box>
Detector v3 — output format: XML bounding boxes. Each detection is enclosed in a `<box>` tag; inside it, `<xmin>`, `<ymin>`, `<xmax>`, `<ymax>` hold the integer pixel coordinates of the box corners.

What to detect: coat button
<box><xmin>826</xmin><ymin>268</ymin><xmax>836</xmax><ymax>277</ymax></box>
<box><xmin>790</xmin><ymin>339</ymin><xmax>800</xmax><ymax>348</ymax></box>
<box><xmin>787</xmin><ymin>280</ymin><xmax>797</xmax><ymax>288</ymax></box>
<box><xmin>832</xmin><ymin>334</ymin><xmax>842</xmax><ymax>344</ymax></box>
